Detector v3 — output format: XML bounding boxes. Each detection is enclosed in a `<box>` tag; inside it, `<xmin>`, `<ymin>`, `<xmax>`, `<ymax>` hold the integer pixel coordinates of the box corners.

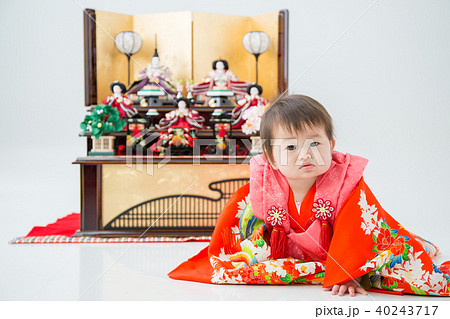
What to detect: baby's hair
<box><xmin>260</xmin><ymin>94</ymin><xmax>335</xmax><ymax>163</ymax></box>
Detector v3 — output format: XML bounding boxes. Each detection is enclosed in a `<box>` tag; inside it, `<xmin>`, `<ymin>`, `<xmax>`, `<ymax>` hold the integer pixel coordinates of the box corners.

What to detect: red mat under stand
<box><xmin>9</xmin><ymin>213</ymin><xmax>211</xmax><ymax>244</ymax></box>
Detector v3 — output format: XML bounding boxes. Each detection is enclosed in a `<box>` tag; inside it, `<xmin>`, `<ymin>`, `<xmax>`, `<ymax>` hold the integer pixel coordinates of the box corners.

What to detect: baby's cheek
<box><xmin>317</xmin><ymin>154</ymin><xmax>332</xmax><ymax>172</ymax></box>
<box><xmin>321</xmin><ymin>147</ymin><xmax>333</xmax><ymax>165</ymax></box>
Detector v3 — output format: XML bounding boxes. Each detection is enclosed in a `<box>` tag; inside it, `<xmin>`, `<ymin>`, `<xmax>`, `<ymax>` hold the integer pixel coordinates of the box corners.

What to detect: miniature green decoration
<box><xmin>80</xmin><ymin>104</ymin><xmax>126</xmax><ymax>139</ymax></box>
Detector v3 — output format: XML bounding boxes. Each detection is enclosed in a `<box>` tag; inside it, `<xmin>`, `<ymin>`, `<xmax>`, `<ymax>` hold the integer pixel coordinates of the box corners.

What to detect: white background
<box><xmin>0</xmin><ymin>0</ymin><xmax>449</xmax><ymax>301</ymax></box>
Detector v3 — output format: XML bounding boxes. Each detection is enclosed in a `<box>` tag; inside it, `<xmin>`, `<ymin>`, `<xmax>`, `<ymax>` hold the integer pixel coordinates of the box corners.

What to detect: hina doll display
<box><xmin>127</xmin><ymin>48</ymin><xmax>177</xmax><ymax>97</ymax></box>
<box><xmin>102</xmin><ymin>81</ymin><xmax>138</xmax><ymax>118</ymax></box>
<box><xmin>156</xmin><ymin>96</ymin><xmax>207</xmax><ymax>130</ymax></box>
<box><xmin>192</xmin><ymin>59</ymin><xmax>249</xmax><ymax>98</ymax></box>
<box><xmin>169</xmin><ymin>94</ymin><xmax>450</xmax><ymax>297</ymax></box>
<box><xmin>231</xmin><ymin>83</ymin><xmax>268</xmax><ymax>129</ymax></box>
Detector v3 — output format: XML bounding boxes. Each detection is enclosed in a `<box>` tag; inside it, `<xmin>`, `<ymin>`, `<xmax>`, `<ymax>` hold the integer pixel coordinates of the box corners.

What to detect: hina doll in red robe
<box><xmin>156</xmin><ymin>97</ymin><xmax>207</xmax><ymax>130</ymax></box>
<box><xmin>102</xmin><ymin>81</ymin><xmax>138</xmax><ymax>118</ymax></box>
<box><xmin>192</xmin><ymin>60</ymin><xmax>249</xmax><ymax>97</ymax></box>
<box><xmin>169</xmin><ymin>95</ymin><xmax>450</xmax><ymax>297</ymax></box>
<box><xmin>231</xmin><ymin>84</ymin><xmax>268</xmax><ymax>129</ymax></box>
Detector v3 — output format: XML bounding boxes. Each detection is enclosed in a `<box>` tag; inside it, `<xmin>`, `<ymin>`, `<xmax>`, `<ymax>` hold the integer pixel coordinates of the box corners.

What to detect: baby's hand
<box><xmin>322</xmin><ymin>277</ymin><xmax>367</xmax><ymax>297</ymax></box>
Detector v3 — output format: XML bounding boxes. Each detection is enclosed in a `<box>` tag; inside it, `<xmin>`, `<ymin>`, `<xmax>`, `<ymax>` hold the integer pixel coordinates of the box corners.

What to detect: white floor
<box><xmin>1</xmin><ymin>150</ymin><xmax>449</xmax><ymax>301</ymax></box>
<box><xmin>1</xmin><ymin>238</ymin><xmax>449</xmax><ymax>301</ymax></box>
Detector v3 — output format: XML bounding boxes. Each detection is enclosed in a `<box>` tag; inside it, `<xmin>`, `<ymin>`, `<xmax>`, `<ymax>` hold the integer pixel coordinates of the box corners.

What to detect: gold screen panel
<box><xmin>250</xmin><ymin>11</ymin><xmax>280</xmax><ymax>101</ymax></box>
<box><xmin>95</xmin><ymin>10</ymin><xmax>132</xmax><ymax>103</ymax></box>
<box><xmin>101</xmin><ymin>163</ymin><xmax>250</xmax><ymax>227</ymax></box>
<box><xmin>192</xmin><ymin>12</ymin><xmax>251</xmax><ymax>84</ymax></box>
<box><xmin>132</xmin><ymin>12</ymin><xmax>193</xmax><ymax>86</ymax></box>
<box><xmin>192</xmin><ymin>11</ymin><xmax>280</xmax><ymax>100</ymax></box>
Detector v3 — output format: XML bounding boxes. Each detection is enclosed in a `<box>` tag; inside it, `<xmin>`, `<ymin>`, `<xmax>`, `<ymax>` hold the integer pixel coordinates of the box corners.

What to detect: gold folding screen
<box><xmin>84</xmin><ymin>9</ymin><xmax>288</xmax><ymax>105</ymax></box>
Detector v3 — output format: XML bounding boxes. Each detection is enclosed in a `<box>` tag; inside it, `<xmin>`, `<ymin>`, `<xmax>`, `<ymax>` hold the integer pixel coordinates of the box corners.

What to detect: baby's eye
<box><xmin>310</xmin><ymin>141</ymin><xmax>319</xmax><ymax>147</ymax></box>
<box><xmin>286</xmin><ymin>145</ymin><xmax>297</xmax><ymax>151</ymax></box>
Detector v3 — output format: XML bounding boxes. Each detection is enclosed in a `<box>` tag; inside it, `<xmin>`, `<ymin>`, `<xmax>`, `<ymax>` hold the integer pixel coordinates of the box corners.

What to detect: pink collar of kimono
<box><xmin>249</xmin><ymin>150</ymin><xmax>369</xmax><ymax>232</ymax></box>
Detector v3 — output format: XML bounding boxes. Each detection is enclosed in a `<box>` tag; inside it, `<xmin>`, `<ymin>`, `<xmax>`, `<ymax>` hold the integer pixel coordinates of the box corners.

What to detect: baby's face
<box><xmin>269</xmin><ymin>124</ymin><xmax>335</xmax><ymax>182</ymax></box>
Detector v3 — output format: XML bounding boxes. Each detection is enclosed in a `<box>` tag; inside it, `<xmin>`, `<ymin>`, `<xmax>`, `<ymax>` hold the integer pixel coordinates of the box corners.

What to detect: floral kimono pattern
<box><xmin>209</xmin><ymin>195</ymin><xmax>325</xmax><ymax>285</ymax></box>
<box><xmin>169</xmin><ymin>180</ymin><xmax>450</xmax><ymax>296</ymax></box>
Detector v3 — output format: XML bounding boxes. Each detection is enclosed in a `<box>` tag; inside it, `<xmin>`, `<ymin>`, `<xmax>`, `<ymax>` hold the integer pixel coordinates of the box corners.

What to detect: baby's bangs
<box><xmin>273</xmin><ymin>104</ymin><xmax>326</xmax><ymax>136</ymax></box>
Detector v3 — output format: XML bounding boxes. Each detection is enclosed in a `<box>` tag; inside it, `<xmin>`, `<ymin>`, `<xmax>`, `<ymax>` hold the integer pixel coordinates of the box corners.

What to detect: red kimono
<box><xmin>169</xmin><ymin>152</ymin><xmax>450</xmax><ymax>296</ymax></box>
<box><xmin>102</xmin><ymin>94</ymin><xmax>137</xmax><ymax>118</ymax></box>
<box><xmin>231</xmin><ymin>95</ymin><xmax>268</xmax><ymax>129</ymax></box>
<box><xmin>156</xmin><ymin>108</ymin><xmax>207</xmax><ymax>129</ymax></box>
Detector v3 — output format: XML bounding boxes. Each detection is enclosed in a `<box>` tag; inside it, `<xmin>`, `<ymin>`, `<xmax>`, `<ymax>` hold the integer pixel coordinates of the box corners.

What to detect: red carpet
<box><xmin>26</xmin><ymin>213</ymin><xmax>80</xmax><ymax>237</ymax></box>
<box><xmin>9</xmin><ymin>213</ymin><xmax>211</xmax><ymax>244</ymax></box>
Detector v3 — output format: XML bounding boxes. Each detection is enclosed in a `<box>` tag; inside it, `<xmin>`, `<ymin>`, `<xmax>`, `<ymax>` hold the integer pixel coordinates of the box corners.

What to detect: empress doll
<box><xmin>102</xmin><ymin>81</ymin><xmax>137</xmax><ymax>118</ymax></box>
<box><xmin>231</xmin><ymin>83</ymin><xmax>268</xmax><ymax>129</ymax></box>
<box><xmin>192</xmin><ymin>59</ymin><xmax>248</xmax><ymax>97</ymax></box>
<box><xmin>156</xmin><ymin>97</ymin><xmax>207</xmax><ymax>129</ymax></box>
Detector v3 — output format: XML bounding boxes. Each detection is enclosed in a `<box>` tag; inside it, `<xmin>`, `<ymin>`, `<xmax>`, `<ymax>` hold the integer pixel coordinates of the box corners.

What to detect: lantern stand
<box><xmin>114</xmin><ymin>31</ymin><xmax>143</xmax><ymax>85</ymax></box>
<box><xmin>242</xmin><ymin>31</ymin><xmax>270</xmax><ymax>84</ymax></box>
<box><xmin>126</xmin><ymin>54</ymin><xmax>131</xmax><ymax>86</ymax></box>
<box><xmin>254</xmin><ymin>53</ymin><xmax>260</xmax><ymax>84</ymax></box>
